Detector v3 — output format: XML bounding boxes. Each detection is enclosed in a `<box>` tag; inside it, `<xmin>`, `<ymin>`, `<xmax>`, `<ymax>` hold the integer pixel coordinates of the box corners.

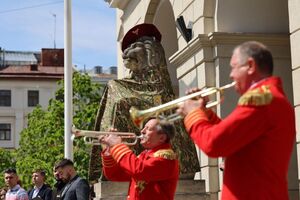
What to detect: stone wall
<box><xmin>106</xmin><ymin>0</ymin><xmax>300</xmax><ymax>198</ymax></box>
<box><xmin>288</xmin><ymin>0</ymin><xmax>300</xmax><ymax>198</ymax></box>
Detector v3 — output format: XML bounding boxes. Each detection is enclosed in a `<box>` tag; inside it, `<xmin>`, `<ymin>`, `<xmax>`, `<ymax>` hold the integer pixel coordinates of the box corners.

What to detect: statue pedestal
<box><xmin>94</xmin><ymin>181</ymin><xmax>128</xmax><ymax>200</ymax></box>
<box><xmin>93</xmin><ymin>179</ymin><xmax>210</xmax><ymax>200</ymax></box>
<box><xmin>175</xmin><ymin>179</ymin><xmax>210</xmax><ymax>200</ymax></box>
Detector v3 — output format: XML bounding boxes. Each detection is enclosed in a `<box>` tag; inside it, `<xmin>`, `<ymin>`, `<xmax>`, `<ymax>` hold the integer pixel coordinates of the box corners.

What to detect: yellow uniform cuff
<box><xmin>111</xmin><ymin>144</ymin><xmax>132</xmax><ymax>162</ymax></box>
<box><xmin>184</xmin><ymin>108</ymin><xmax>208</xmax><ymax>132</ymax></box>
<box><xmin>101</xmin><ymin>154</ymin><xmax>117</xmax><ymax>168</ymax></box>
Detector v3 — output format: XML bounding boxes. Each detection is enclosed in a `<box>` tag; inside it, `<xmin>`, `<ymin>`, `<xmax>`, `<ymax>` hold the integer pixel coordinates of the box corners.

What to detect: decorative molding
<box><xmin>169</xmin><ymin>34</ymin><xmax>211</xmax><ymax>67</ymax></box>
<box><xmin>169</xmin><ymin>32</ymin><xmax>290</xmax><ymax>67</ymax></box>
<box><xmin>144</xmin><ymin>0</ymin><xmax>160</xmax><ymax>23</ymax></box>
<box><xmin>208</xmin><ymin>32</ymin><xmax>290</xmax><ymax>46</ymax></box>
<box><xmin>105</xmin><ymin>0</ymin><xmax>130</xmax><ymax>10</ymax></box>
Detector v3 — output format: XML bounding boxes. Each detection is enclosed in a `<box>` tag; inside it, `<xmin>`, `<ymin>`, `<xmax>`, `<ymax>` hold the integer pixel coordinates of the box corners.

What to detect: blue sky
<box><xmin>0</xmin><ymin>0</ymin><xmax>117</xmax><ymax>70</ymax></box>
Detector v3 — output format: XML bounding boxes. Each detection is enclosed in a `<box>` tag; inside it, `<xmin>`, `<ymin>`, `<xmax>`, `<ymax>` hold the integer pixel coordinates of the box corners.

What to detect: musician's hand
<box><xmin>185</xmin><ymin>87</ymin><xmax>201</xmax><ymax>95</ymax></box>
<box><xmin>185</xmin><ymin>87</ymin><xmax>209</xmax><ymax>104</ymax></box>
<box><xmin>177</xmin><ymin>98</ymin><xmax>206</xmax><ymax>117</ymax></box>
<box><xmin>98</xmin><ymin>135</ymin><xmax>108</xmax><ymax>151</ymax></box>
<box><xmin>99</xmin><ymin>134</ymin><xmax>122</xmax><ymax>148</ymax></box>
<box><xmin>98</xmin><ymin>128</ymin><xmax>119</xmax><ymax>147</ymax></box>
<box><xmin>108</xmin><ymin>128</ymin><xmax>118</xmax><ymax>132</ymax></box>
<box><xmin>176</xmin><ymin>87</ymin><xmax>209</xmax><ymax>117</ymax></box>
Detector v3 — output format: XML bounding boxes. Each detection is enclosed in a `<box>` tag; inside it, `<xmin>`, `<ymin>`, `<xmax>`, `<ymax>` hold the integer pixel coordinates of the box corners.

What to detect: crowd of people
<box><xmin>1</xmin><ymin>158</ymin><xmax>89</xmax><ymax>200</ymax></box>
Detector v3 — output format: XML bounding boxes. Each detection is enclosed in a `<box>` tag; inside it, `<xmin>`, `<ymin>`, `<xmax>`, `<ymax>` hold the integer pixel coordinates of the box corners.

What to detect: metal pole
<box><xmin>64</xmin><ymin>0</ymin><xmax>73</xmax><ymax>160</ymax></box>
<box><xmin>53</xmin><ymin>13</ymin><xmax>56</xmax><ymax>49</ymax></box>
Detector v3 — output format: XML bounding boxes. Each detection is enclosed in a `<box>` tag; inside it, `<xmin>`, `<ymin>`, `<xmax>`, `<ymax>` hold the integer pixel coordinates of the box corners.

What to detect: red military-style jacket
<box><xmin>102</xmin><ymin>143</ymin><xmax>179</xmax><ymax>200</ymax></box>
<box><xmin>184</xmin><ymin>76</ymin><xmax>295</xmax><ymax>200</ymax></box>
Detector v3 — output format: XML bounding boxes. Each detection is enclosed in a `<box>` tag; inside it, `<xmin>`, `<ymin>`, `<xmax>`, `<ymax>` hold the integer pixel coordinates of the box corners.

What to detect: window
<box><xmin>0</xmin><ymin>123</ymin><xmax>11</xmax><ymax>140</ymax></box>
<box><xmin>28</xmin><ymin>90</ymin><xmax>39</xmax><ymax>107</ymax></box>
<box><xmin>0</xmin><ymin>90</ymin><xmax>11</xmax><ymax>106</ymax></box>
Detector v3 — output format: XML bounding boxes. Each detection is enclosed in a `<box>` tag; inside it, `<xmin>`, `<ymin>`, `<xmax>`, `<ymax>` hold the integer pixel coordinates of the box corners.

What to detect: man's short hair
<box><xmin>33</xmin><ymin>169</ymin><xmax>46</xmax><ymax>177</ymax></box>
<box><xmin>4</xmin><ymin>168</ymin><xmax>17</xmax><ymax>174</ymax></box>
<box><xmin>235</xmin><ymin>41</ymin><xmax>274</xmax><ymax>75</ymax></box>
<box><xmin>156</xmin><ymin>120</ymin><xmax>176</xmax><ymax>143</ymax></box>
<box><xmin>55</xmin><ymin>158</ymin><xmax>74</xmax><ymax>170</ymax></box>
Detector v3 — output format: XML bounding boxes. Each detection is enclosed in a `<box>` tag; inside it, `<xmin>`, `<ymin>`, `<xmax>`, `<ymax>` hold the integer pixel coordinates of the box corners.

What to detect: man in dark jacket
<box><xmin>55</xmin><ymin>159</ymin><xmax>89</xmax><ymax>200</ymax></box>
<box><xmin>28</xmin><ymin>169</ymin><xmax>52</xmax><ymax>200</ymax></box>
<box><xmin>51</xmin><ymin>165</ymin><xmax>66</xmax><ymax>200</ymax></box>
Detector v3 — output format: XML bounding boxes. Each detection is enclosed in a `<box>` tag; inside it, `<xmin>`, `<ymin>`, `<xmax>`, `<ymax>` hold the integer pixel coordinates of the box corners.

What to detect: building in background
<box><xmin>0</xmin><ymin>48</ymin><xmax>64</xmax><ymax>149</ymax></box>
<box><xmin>104</xmin><ymin>0</ymin><xmax>299</xmax><ymax>199</ymax></box>
<box><xmin>84</xmin><ymin>65</ymin><xmax>117</xmax><ymax>85</ymax></box>
<box><xmin>0</xmin><ymin>48</ymin><xmax>117</xmax><ymax>149</ymax></box>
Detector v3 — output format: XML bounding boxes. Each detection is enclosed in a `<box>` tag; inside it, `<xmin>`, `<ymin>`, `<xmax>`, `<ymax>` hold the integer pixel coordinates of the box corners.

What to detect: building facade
<box><xmin>105</xmin><ymin>0</ymin><xmax>299</xmax><ymax>199</ymax></box>
<box><xmin>0</xmin><ymin>48</ymin><xmax>118</xmax><ymax>149</ymax></box>
<box><xmin>84</xmin><ymin>66</ymin><xmax>118</xmax><ymax>85</ymax></box>
<box><xmin>0</xmin><ymin>48</ymin><xmax>64</xmax><ymax>149</ymax></box>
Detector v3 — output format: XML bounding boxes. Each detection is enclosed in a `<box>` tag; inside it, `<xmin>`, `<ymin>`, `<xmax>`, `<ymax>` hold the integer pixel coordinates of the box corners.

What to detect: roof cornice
<box><xmin>169</xmin><ymin>32</ymin><xmax>290</xmax><ymax>67</ymax></box>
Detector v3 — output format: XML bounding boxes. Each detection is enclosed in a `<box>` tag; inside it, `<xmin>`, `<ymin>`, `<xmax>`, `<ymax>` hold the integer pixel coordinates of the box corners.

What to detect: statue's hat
<box><xmin>121</xmin><ymin>23</ymin><xmax>161</xmax><ymax>52</ymax></box>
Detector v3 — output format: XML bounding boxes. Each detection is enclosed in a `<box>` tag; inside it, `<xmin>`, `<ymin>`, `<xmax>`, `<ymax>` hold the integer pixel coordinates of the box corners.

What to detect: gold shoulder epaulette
<box><xmin>238</xmin><ymin>85</ymin><xmax>273</xmax><ymax>106</ymax></box>
<box><xmin>153</xmin><ymin>149</ymin><xmax>177</xmax><ymax>160</ymax></box>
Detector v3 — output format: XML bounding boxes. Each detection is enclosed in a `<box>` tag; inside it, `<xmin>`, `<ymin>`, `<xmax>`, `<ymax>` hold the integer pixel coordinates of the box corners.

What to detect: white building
<box><xmin>85</xmin><ymin>66</ymin><xmax>117</xmax><ymax>85</ymax></box>
<box><xmin>0</xmin><ymin>48</ymin><xmax>64</xmax><ymax>148</ymax></box>
<box><xmin>0</xmin><ymin>48</ymin><xmax>118</xmax><ymax>149</ymax></box>
<box><xmin>104</xmin><ymin>0</ymin><xmax>300</xmax><ymax>199</ymax></box>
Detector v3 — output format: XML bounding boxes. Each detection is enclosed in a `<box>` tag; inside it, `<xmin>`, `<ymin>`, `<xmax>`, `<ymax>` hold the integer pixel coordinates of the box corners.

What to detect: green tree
<box><xmin>0</xmin><ymin>148</ymin><xmax>16</xmax><ymax>188</ymax></box>
<box><xmin>15</xmin><ymin>71</ymin><xmax>103</xmax><ymax>189</ymax></box>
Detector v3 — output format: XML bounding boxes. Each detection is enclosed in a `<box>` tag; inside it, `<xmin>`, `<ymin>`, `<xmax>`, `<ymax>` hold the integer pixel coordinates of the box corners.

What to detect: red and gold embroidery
<box><xmin>135</xmin><ymin>180</ymin><xmax>147</xmax><ymax>193</ymax></box>
<box><xmin>238</xmin><ymin>85</ymin><xmax>273</xmax><ymax>106</ymax></box>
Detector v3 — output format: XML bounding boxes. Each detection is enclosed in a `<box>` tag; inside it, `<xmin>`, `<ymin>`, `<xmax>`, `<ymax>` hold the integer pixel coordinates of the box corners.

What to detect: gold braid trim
<box><xmin>238</xmin><ymin>85</ymin><xmax>273</xmax><ymax>106</ymax></box>
<box><xmin>153</xmin><ymin>149</ymin><xmax>177</xmax><ymax>160</ymax></box>
<box><xmin>135</xmin><ymin>180</ymin><xmax>147</xmax><ymax>193</ymax></box>
<box><xmin>102</xmin><ymin>156</ymin><xmax>117</xmax><ymax>168</ymax></box>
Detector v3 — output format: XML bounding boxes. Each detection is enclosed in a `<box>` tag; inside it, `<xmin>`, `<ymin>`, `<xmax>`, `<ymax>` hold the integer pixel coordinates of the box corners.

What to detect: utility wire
<box><xmin>0</xmin><ymin>1</ymin><xmax>63</xmax><ymax>14</ymax></box>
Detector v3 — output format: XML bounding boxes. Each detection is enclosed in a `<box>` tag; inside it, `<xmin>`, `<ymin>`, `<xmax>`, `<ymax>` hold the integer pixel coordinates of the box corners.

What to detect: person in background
<box><xmin>28</xmin><ymin>169</ymin><xmax>52</xmax><ymax>200</ymax></box>
<box><xmin>4</xmin><ymin>168</ymin><xmax>28</xmax><ymax>200</ymax></box>
<box><xmin>100</xmin><ymin>118</ymin><xmax>179</xmax><ymax>200</ymax></box>
<box><xmin>54</xmin><ymin>159</ymin><xmax>89</xmax><ymax>200</ymax></box>
<box><xmin>51</xmin><ymin>165</ymin><xmax>66</xmax><ymax>200</ymax></box>
<box><xmin>177</xmin><ymin>41</ymin><xmax>296</xmax><ymax>200</ymax></box>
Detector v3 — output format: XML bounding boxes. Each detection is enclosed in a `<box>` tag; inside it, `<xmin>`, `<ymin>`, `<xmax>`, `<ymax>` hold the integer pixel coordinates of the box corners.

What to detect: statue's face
<box><xmin>122</xmin><ymin>41</ymin><xmax>146</xmax><ymax>72</ymax></box>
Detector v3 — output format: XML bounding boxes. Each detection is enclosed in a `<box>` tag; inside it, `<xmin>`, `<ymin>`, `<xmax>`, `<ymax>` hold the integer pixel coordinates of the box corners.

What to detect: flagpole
<box><xmin>64</xmin><ymin>0</ymin><xmax>73</xmax><ymax>160</ymax></box>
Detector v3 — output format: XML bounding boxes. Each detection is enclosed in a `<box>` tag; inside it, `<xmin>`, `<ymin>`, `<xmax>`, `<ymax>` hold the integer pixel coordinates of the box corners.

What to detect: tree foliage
<box><xmin>14</xmin><ymin>71</ymin><xmax>103</xmax><ymax>189</ymax></box>
<box><xmin>0</xmin><ymin>148</ymin><xmax>16</xmax><ymax>188</ymax></box>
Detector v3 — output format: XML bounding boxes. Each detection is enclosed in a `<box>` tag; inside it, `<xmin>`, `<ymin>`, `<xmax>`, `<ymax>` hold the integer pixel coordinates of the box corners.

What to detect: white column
<box><xmin>64</xmin><ymin>0</ymin><xmax>73</xmax><ymax>160</ymax></box>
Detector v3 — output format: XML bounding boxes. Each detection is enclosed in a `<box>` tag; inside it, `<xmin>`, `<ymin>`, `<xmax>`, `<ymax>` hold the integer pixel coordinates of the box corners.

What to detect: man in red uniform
<box><xmin>177</xmin><ymin>41</ymin><xmax>296</xmax><ymax>200</ymax></box>
<box><xmin>100</xmin><ymin>118</ymin><xmax>179</xmax><ymax>200</ymax></box>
